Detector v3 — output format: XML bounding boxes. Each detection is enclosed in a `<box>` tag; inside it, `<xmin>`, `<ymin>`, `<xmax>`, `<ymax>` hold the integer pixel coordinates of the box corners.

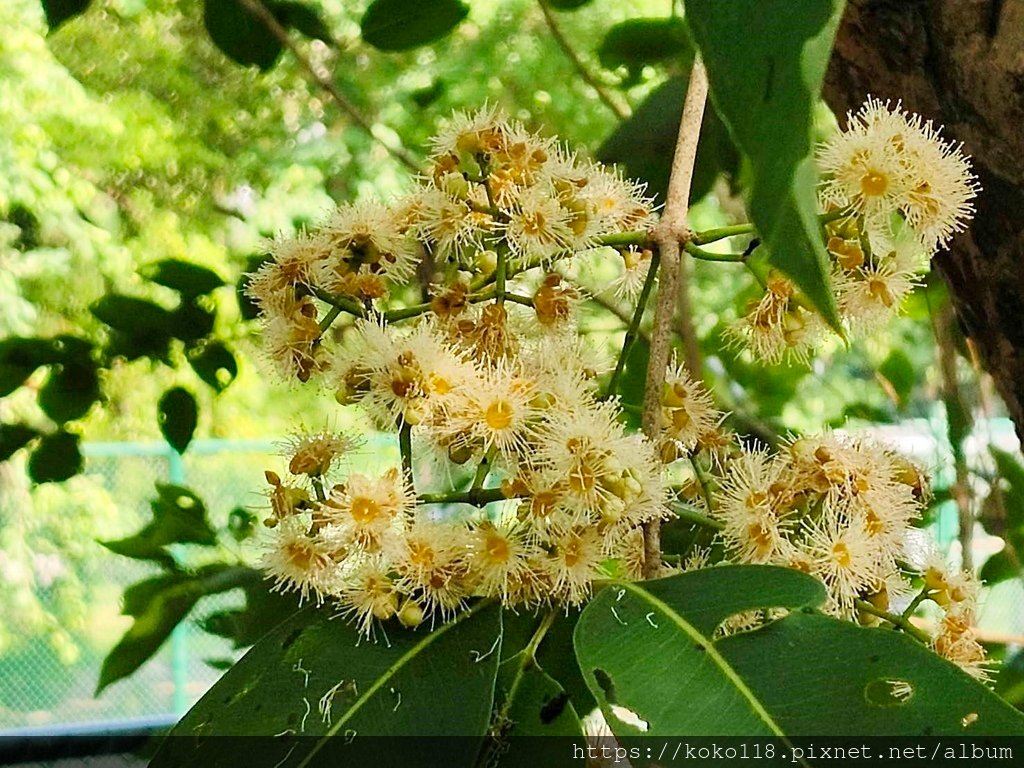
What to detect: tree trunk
<box><xmin>824</xmin><ymin>0</ymin><xmax>1024</xmax><ymax>444</ymax></box>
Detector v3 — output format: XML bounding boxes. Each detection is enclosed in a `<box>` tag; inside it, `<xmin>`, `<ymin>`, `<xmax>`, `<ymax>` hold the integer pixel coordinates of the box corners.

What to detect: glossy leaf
<box><xmin>597</xmin><ymin>17</ymin><xmax>689</xmax><ymax>73</ymax></box>
<box><xmin>149</xmin><ymin>601</ymin><xmax>502</xmax><ymax>767</ymax></box>
<box><xmin>142</xmin><ymin>259</ymin><xmax>226</xmax><ymax>297</ymax></box>
<box><xmin>188</xmin><ymin>341</ymin><xmax>238</xmax><ymax>392</ymax></box>
<box><xmin>203</xmin><ymin>0</ymin><xmax>282</xmax><ymax>70</ymax></box>
<box><xmin>27</xmin><ymin>429</ymin><xmax>82</xmax><ymax>483</ymax></box>
<box><xmin>41</xmin><ymin>0</ymin><xmax>90</xmax><ymax>30</ymax></box>
<box><xmin>686</xmin><ymin>0</ymin><xmax>845</xmax><ymax>332</ymax></box>
<box><xmin>361</xmin><ymin>0</ymin><xmax>469</xmax><ymax>52</ymax></box>
<box><xmin>575</xmin><ymin>566</ymin><xmax>1024</xmax><ymax>738</ymax></box>
<box><xmin>0</xmin><ymin>424</ymin><xmax>41</xmax><ymax>462</ymax></box>
<box><xmin>159</xmin><ymin>387</ymin><xmax>198</xmax><ymax>454</ymax></box>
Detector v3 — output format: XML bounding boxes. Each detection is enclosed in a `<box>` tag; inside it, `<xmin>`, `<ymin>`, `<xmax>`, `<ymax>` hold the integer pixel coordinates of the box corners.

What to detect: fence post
<box><xmin>167</xmin><ymin>447</ymin><xmax>189</xmax><ymax>717</ymax></box>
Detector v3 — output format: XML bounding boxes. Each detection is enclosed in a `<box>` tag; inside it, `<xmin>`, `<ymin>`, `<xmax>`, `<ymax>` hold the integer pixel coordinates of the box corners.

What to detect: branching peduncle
<box><xmin>605</xmin><ymin>250</ymin><xmax>661</xmax><ymax>398</ymax></box>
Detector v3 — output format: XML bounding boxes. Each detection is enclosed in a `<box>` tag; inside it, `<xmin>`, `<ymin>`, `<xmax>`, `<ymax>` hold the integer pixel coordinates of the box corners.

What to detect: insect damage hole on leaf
<box><xmin>864</xmin><ymin>678</ymin><xmax>914</xmax><ymax>707</ymax></box>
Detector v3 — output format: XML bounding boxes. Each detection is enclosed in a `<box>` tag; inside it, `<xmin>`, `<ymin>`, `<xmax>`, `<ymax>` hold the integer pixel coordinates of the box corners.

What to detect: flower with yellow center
<box><xmin>321</xmin><ymin>468</ymin><xmax>413</xmax><ymax>552</ymax></box>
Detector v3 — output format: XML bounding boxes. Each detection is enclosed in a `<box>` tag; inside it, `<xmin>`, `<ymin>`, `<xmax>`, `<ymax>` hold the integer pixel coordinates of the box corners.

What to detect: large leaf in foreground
<box><xmin>686</xmin><ymin>0</ymin><xmax>845</xmax><ymax>332</ymax></box>
<box><xmin>720</xmin><ymin>611</ymin><xmax>1024</xmax><ymax>736</ymax></box>
<box><xmin>575</xmin><ymin>565</ymin><xmax>823</xmax><ymax>737</ymax></box>
<box><xmin>150</xmin><ymin>601</ymin><xmax>502</xmax><ymax>768</ymax></box>
<box><xmin>575</xmin><ymin>566</ymin><xmax>1024</xmax><ymax>740</ymax></box>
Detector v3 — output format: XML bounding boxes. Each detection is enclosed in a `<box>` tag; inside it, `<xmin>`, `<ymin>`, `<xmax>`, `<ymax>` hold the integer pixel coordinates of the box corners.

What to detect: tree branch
<box><xmin>238</xmin><ymin>0</ymin><xmax>421</xmax><ymax>172</ymax></box>
<box><xmin>537</xmin><ymin>0</ymin><xmax>632</xmax><ymax>121</ymax></box>
<box><xmin>639</xmin><ymin>56</ymin><xmax>709</xmax><ymax>578</ymax></box>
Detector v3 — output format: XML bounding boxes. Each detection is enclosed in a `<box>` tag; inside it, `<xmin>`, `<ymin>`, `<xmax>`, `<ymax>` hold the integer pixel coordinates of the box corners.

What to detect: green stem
<box><xmin>855</xmin><ymin>599</ymin><xmax>932</xmax><ymax>645</ymax></box>
<box><xmin>691</xmin><ymin>222</ymin><xmax>757</xmax><ymax>245</ymax></box>
<box><xmin>495</xmin><ymin>248</ymin><xmax>507</xmax><ymax>305</ymax></box>
<box><xmin>596</xmin><ymin>231</ymin><xmax>650</xmax><ymax>248</ymax></box>
<box><xmin>317</xmin><ymin>304</ymin><xmax>343</xmax><ymax>336</ymax></box>
<box><xmin>671</xmin><ymin>500</ymin><xmax>724</xmax><ymax>530</ymax></box>
<box><xmin>471</xmin><ymin>450</ymin><xmax>494</xmax><ymax>491</ymax></box>
<box><xmin>418</xmin><ymin>487</ymin><xmax>509</xmax><ymax>506</ymax></box>
<box><xmin>901</xmin><ymin>588</ymin><xmax>932</xmax><ymax>621</ymax></box>
<box><xmin>504</xmin><ymin>292</ymin><xmax>534</xmax><ymax>308</ymax></box>
<box><xmin>605</xmin><ymin>249</ymin><xmax>660</xmax><ymax>398</ymax></box>
<box><xmin>688</xmin><ymin>451</ymin><xmax>717</xmax><ymax>513</ymax></box>
<box><xmin>311</xmin><ymin>477</ymin><xmax>327</xmax><ymax>503</ymax></box>
<box><xmin>683</xmin><ymin>241</ymin><xmax>746</xmax><ymax>262</ymax></box>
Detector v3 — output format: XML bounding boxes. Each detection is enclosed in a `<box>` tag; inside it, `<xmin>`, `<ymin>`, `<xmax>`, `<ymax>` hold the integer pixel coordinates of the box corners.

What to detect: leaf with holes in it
<box><xmin>574</xmin><ymin>566</ymin><xmax>1024</xmax><ymax>738</ymax></box>
<box><xmin>361</xmin><ymin>0</ymin><xmax>469</xmax><ymax>52</ymax></box>
<box><xmin>149</xmin><ymin>601</ymin><xmax>502</xmax><ymax>767</ymax></box>
<box><xmin>159</xmin><ymin>387</ymin><xmax>198</xmax><ymax>454</ymax></box>
<box><xmin>686</xmin><ymin>0</ymin><xmax>845</xmax><ymax>333</ymax></box>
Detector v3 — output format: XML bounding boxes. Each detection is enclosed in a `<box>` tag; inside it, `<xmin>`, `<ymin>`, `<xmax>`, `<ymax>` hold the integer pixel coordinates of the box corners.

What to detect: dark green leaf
<box><xmin>238</xmin><ymin>255</ymin><xmax>271</xmax><ymax>321</ymax></box>
<box><xmin>0</xmin><ymin>337</ymin><xmax>63</xmax><ymax>395</ymax></box>
<box><xmin>878</xmin><ymin>349</ymin><xmax>915</xmax><ymax>408</ymax></box>
<box><xmin>198</xmin><ymin>577</ymin><xmax>294</xmax><ymax>648</ymax></box>
<box><xmin>719</xmin><ymin>611</ymin><xmax>1024</xmax><ymax>735</ymax></box>
<box><xmin>203</xmin><ymin>0</ymin><xmax>283</xmax><ymax>70</ymax></box>
<box><xmin>142</xmin><ymin>259</ymin><xmax>225</xmax><ymax>297</ymax></box>
<box><xmin>979</xmin><ymin>549</ymin><xmax>1020</xmax><ymax>586</ymax></box>
<box><xmin>575</xmin><ymin>566</ymin><xmax>1024</xmax><ymax>737</ymax></box>
<box><xmin>90</xmin><ymin>295</ymin><xmax>175</xmax><ymax>335</ymax></box>
<box><xmin>617</xmin><ymin>335</ymin><xmax>649</xmax><ymax>432</ymax></box>
<box><xmin>361</xmin><ymin>0</ymin><xmax>469</xmax><ymax>52</ymax></box>
<box><xmin>188</xmin><ymin>342</ymin><xmax>238</xmax><ymax>392</ymax></box>
<box><xmin>686</xmin><ymin>0</ymin><xmax>845</xmax><ymax>332</ymax></box>
<box><xmin>597</xmin><ymin>17</ymin><xmax>689</xmax><ymax>73</ymax></box>
<box><xmin>98</xmin><ymin>564</ymin><xmax>247</xmax><ymax>693</ymax></box>
<box><xmin>228</xmin><ymin>506</ymin><xmax>258</xmax><ymax>542</ymax></box>
<box><xmin>27</xmin><ymin>430</ymin><xmax>82</xmax><ymax>483</ymax></box>
<box><xmin>0</xmin><ymin>424</ymin><xmax>41</xmax><ymax>462</ymax></box>
<box><xmin>159</xmin><ymin>387</ymin><xmax>198</xmax><ymax>454</ymax></box>
<box><xmin>599</xmin><ymin>76</ymin><xmax>738</xmax><ymax>204</ymax></box>
<box><xmin>271</xmin><ymin>0</ymin><xmax>333</xmax><ymax>44</ymax></box>
<box><xmin>41</xmin><ymin>0</ymin><xmax>90</xmax><ymax>30</ymax></box>
<box><xmin>168</xmin><ymin>299</ymin><xmax>216</xmax><ymax>342</ymax></box>
<box><xmin>150</xmin><ymin>601</ymin><xmax>502</xmax><ymax>767</ymax></box>
<box><xmin>38</xmin><ymin>361</ymin><xmax>102</xmax><ymax>423</ymax></box>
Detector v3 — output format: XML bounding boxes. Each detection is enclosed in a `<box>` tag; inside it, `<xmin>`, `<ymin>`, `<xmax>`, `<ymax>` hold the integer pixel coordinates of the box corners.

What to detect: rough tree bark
<box><xmin>824</xmin><ymin>0</ymin><xmax>1024</xmax><ymax>443</ymax></box>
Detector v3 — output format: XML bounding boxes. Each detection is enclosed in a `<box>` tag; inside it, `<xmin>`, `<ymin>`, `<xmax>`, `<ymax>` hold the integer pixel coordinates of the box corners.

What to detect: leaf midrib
<box><xmin>296</xmin><ymin>598</ymin><xmax>495</xmax><ymax>767</ymax></box>
<box><xmin>619</xmin><ymin>580</ymin><xmax>787</xmax><ymax>738</ymax></box>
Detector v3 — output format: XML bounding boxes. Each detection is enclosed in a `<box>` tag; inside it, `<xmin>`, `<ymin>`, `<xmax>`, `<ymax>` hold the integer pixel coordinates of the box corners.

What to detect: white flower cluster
<box><xmin>729</xmin><ymin>98</ymin><xmax>978</xmax><ymax>364</ymax></box>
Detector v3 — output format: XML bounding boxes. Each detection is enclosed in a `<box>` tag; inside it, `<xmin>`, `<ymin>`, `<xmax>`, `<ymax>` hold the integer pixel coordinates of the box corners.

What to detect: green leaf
<box><xmin>0</xmin><ymin>337</ymin><xmax>63</xmax><ymax>396</ymax></box>
<box><xmin>168</xmin><ymin>299</ymin><xmax>216</xmax><ymax>342</ymax></box>
<box><xmin>142</xmin><ymin>259</ymin><xmax>225</xmax><ymax>297</ymax></box>
<box><xmin>227</xmin><ymin>505</ymin><xmax>258</xmax><ymax>542</ymax></box>
<box><xmin>101</xmin><ymin>485</ymin><xmax>217</xmax><ymax>566</ymax></box>
<box><xmin>203</xmin><ymin>0</ymin><xmax>283</xmax><ymax>70</ymax></box>
<box><xmin>149</xmin><ymin>601</ymin><xmax>502</xmax><ymax>767</ymax></box>
<box><xmin>187</xmin><ymin>341</ymin><xmax>238</xmax><ymax>392</ymax></box>
<box><xmin>38</xmin><ymin>361</ymin><xmax>102</xmax><ymax>423</ymax></box>
<box><xmin>0</xmin><ymin>424</ymin><xmax>41</xmax><ymax>462</ymax></box>
<box><xmin>878</xmin><ymin>348</ymin><xmax>915</xmax><ymax>408</ymax></box>
<box><xmin>41</xmin><ymin>0</ymin><xmax>90</xmax><ymax>30</ymax></box>
<box><xmin>979</xmin><ymin>549</ymin><xmax>1020</xmax><ymax>586</ymax></box>
<box><xmin>575</xmin><ymin>566</ymin><xmax>1024</xmax><ymax>737</ymax></box>
<box><xmin>159</xmin><ymin>387</ymin><xmax>198</xmax><ymax>454</ymax></box>
<box><xmin>617</xmin><ymin>335</ymin><xmax>649</xmax><ymax>431</ymax></box>
<box><xmin>98</xmin><ymin>564</ymin><xmax>249</xmax><ymax>693</ymax></box>
<box><xmin>599</xmin><ymin>76</ymin><xmax>738</xmax><ymax>205</ymax></box>
<box><xmin>27</xmin><ymin>430</ymin><xmax>82</xmax><ymax>483</ymax></box>
<box><xmin>686</xmin><ymin>0</ymin><xmax>845</xmax><ymax>333</ymax></box>
<box><xmin>199</xmin><ymin>574</ymin><xmax>305</xmax><ymax>648</ymax></box>
<box><xmin>271</xmin><ymin>0</ymin><xmax>334</xmax><ymax>44</ymax></box>
<box><xmin>361</xmin><ymin>0</ymin><xmax>469</xmax><ymax>52</ymax></box>
<box><xmin>719</xmin><ymin>611</ymin><xmax>1024</xmax><ymax>735</ymax></box>
<box><xmin>597</xmin><ymin>18</ymin><xmax>689</xmax><ymax>73</ymax></box>
<box><xmin>90</xmin><ymin>295</ymin><xmax>175</xmax><ymax>335</ymax></box>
